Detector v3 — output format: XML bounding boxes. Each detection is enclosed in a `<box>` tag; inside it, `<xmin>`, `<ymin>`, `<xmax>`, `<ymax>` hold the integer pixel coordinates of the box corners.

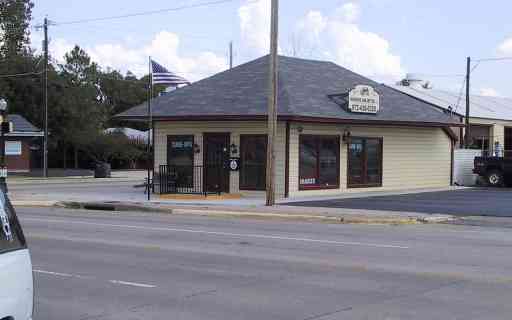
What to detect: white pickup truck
<box><xmin>0</xmin><ymin>190</ymin><xmax>34</xmax><ymax>320</ymax></box>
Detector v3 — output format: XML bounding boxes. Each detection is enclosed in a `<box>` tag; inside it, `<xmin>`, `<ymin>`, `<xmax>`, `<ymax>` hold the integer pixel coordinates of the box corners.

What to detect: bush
<box><xmin>76</xmin><ymin>131</ymin><xmax>145</xmax><ymax>167</ymax></box>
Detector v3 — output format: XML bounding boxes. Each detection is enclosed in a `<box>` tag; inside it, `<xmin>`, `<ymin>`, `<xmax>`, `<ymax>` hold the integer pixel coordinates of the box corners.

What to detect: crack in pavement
<box><xmin>302</xmin><ymin>307</ymin><xmax>354</xmax><ymax>320</ymax></box>
<box><xmin>299</xmin><ymin>279</ymin><xmax>464</xmax><ymax>320</ymax></box>
<box><xmin>123</xmin><ymin>273</ymin><xmax>293</xmax><ymax>316</ymax></box>
<box><xmin>184</xmin><ymin>288</ymin><xmax>219</xmax><ymax>299</ymax></box>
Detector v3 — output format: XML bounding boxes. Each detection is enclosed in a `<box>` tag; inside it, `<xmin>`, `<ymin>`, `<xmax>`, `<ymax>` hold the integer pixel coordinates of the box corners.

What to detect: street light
<box><xmin>0</xmin><ymin>98</ymin><xmax>8</xmax><ymax>193</ymax></box>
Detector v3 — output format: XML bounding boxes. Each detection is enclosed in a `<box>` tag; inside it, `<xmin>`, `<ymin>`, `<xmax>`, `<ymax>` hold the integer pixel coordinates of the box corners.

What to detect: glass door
<box><xmin>203</xmin><ymin>133</ymin><xmax>230</xmax><ymax>193</ymax></box>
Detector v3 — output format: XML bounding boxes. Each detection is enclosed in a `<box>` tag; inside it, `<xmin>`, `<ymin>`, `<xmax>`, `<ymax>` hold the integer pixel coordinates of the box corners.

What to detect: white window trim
<box><xmin>5</xmin><ymin>141</ymin><xmax>22</xmax><ymax>156</ymax></box>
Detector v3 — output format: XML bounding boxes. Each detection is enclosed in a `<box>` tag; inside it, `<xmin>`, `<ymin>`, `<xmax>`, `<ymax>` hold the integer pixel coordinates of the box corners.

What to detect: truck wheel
<box><xmin>486</xmin><ymin>170</ymin><xmax>504</xmax><ymax>187</ymax></box>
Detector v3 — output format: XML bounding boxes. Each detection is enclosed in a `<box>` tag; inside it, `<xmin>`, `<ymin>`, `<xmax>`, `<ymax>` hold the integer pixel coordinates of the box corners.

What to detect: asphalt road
<box><xmin>16</xmin><ymin>206</ymin><xmax>512</xmax><ymax>320</ymax></box>
<box><xmin>287</xmin><ymin>188</ymin><xmax>512</xmax><ymax>217</ymax></box>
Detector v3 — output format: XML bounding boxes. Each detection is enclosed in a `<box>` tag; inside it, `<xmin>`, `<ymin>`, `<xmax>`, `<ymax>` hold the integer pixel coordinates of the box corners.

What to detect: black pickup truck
<box><xmin>473</xmin><ymin>156</ymin><xmax>512</xmax><ymax>187</ymax></box>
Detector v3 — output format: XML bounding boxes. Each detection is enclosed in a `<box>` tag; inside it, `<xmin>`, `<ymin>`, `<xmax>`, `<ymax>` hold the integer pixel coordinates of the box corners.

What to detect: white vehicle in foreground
<box><xmin>0</xmin><ymin>190</ymin><xmax>33</xmax><ymax>320</ymax></box>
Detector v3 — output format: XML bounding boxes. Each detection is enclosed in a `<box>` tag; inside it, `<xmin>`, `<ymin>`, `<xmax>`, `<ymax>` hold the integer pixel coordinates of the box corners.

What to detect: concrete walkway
<box><xmin>8</xmin><ymin>169</ymin><xmax>147</xmax><ymax>185</ymax></box>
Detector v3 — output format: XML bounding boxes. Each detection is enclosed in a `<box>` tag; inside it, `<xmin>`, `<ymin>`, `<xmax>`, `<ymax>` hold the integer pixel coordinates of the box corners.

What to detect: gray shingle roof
<box><xmin>116</xmin><ymin>55</ymin><xmax>460</xmax><ymax>126</ymax></box>
<box><xmin>7</xmin><ymin>114</ymin><xmax>41</xmax><ymax>132</ymax></box>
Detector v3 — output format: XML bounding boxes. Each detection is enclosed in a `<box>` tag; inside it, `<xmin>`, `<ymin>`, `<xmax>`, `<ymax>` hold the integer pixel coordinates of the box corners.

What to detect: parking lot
<box><xmin>286</xmin><ymin>188</ymin><xmax>512</xmax><ymax>217</ymax></box>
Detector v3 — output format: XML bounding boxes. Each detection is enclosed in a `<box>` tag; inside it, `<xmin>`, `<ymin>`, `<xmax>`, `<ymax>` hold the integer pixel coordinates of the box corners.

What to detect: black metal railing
<box><xmin>157</xmin><ymin>165</ymin><xmax>226</xmax><ymax>195</ymax></box>
<box><xmin>468</xmin><ymin>135</ymin><xmax>511</xmax><ymax>158</ymax></box>
<box><xmin>477</xmin><ymin>147</ymin><xmax>512</xmax><ymax>158</ymax></box>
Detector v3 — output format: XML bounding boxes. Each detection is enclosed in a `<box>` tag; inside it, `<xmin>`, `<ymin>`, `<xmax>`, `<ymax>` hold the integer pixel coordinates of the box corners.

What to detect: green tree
<box><xmin>0</xmin><ymin>53</ymin><xmax>43</xmax><ymax>126</ymax></box>
<box><xmin>0</xmin><ymin>0</ymin><xmax>39</xmax><ymax>126</ymax></box>
<box><xmin>98</xmin><ymin>69</ymin><xmax>148</xmax><ymax>129</ymax></box>
<box><xmin>0</xmin><ymin>0</ymin><xmax>34</xmax><ymax>57</ymax></box>
<box><xmin>55</xmin><ymin>45</ymin><xmax>106</xmax><ymax>168</ymax></box>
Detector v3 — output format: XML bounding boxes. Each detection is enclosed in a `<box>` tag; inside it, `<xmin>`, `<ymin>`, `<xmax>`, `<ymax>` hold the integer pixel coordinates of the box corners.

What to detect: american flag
<box><xmin>151</xmin><ymin>60</ymin><xmax>190</xmax><ymax>86</ymax></box>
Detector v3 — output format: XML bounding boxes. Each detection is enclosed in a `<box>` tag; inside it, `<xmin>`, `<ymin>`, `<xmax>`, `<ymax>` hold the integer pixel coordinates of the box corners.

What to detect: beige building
<box><xmin>392</xmin><ymin>74</ymin><xmax>512</xmax><ymax>157</ymax></box>
<box><xmin>118</xmin><ymin>56</ymin><xmax>461</xmax><ymax>199</ymax></box>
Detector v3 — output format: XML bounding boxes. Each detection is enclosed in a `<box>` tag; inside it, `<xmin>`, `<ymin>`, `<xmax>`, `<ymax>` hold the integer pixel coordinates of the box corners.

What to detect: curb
<box><xmin>12</xmin><ymin>200</ymin><xmax>60</xmax><ymax>207</ymax></box>
<box><xmin>11</xmin><ymin>200</ymin><xmax>454</xmax><ymax>225</ymax></box>
<box><xmin>416</xmin><ymin>215</ymin><xmax>456</xmax><ymax>223</ymax></box>
<box><xmin>54</xmin><ymin>201</ymin><xmax>447</xmax><ymax>225</ymax></box>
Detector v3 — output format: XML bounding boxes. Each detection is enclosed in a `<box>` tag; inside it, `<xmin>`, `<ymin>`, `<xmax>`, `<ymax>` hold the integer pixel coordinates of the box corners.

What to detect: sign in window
<box><xmin>5</xmin><ymin>141</ymin><xmax>21</xmax><ymax>156</ymax></box>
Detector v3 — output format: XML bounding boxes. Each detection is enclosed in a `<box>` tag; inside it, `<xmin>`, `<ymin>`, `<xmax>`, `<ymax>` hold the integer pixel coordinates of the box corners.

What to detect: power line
<box><xmin>468</xmin><ymin>60</ymin><xmax>481</xmax><ymax>75</ymax></box>
<box><xmin>453</xmin><ymin>78</ymin><xmax>466</xmax><ymax>114</ymax></box>
<box><xmin>32</xmin><ymin>19</ymin><xmax>228</xmax><ymax>42</ymax></box>
<box><xmin>475</xmin><ymin>56</ymin><xmax>512</xmax><ymax>62</ymax></box>
<box><xmin>52</xmin><ymin>0</ymin><xmax>240</xmax><ymax>26</ymax></box>
<box><xmin>0</xmin><ymin>71</ymin><xmax>43</xmax><ymax>78</ymax></box>
<box><xmin>409</xmin><ymin>73</ymin><xmax>465</xmax><ymax>78</ymax></box>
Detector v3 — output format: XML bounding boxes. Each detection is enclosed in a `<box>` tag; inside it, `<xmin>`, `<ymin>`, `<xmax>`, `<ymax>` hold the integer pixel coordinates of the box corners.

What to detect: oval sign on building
<box><xmin>348</xmin><ymin>85</ymin><xmax>380</xmax><ymax>114</ymax></box>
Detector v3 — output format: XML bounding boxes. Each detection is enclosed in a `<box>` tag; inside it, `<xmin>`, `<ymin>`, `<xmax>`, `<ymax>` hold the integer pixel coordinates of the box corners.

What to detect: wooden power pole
<box><xmin>464</xmin><ymin>57</ymin><xmax>471</xmax><ymax>148</ymax></box>
<box><xmin>266</xmin><ymin>0</ymin><xmax>278</xmax><ymax>206</ymax></box>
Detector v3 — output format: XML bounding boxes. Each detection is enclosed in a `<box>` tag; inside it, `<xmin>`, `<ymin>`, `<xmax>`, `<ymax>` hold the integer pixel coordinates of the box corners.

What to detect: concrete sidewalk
<box><xmin>8</xmin><ymin>170</ymin><xmax>146</xmax><ymax>185</ymax></box>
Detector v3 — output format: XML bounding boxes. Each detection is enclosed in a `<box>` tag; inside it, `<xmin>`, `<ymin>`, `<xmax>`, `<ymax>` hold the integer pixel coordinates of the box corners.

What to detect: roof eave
<box><xmin>113</xmin><ymin>114</ymin><xmax>463</xmax><ymax>128</ymax></box>
<box><xmin>6</xmin><ymin>131</ymin><xmax>45</xmax><ymax>137</ymax></box>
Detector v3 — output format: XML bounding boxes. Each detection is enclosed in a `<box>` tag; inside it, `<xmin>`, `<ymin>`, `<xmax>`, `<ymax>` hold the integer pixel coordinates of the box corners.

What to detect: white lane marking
<box><xmin>34</xmin><ymin>269</ymin><xmax>156</xmax><ymax>288</ymax></box>
<box><xmin>23</xmin><ymin>217</ymin><xmax>409</xmax><ymax>249</ymax></box>
<box><xmin>33</xmin><ymin>269</ymin><xmax>75</xmax><ymax>278</ymax></box>
<box><xmin>109</xmin><ymin>280</ymin><xmax>156</xmax><ymax>288</ymax></box>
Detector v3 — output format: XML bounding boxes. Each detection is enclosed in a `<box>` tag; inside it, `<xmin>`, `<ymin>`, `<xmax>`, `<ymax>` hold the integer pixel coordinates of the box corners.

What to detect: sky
<box><xmin>30</xmin><ymin>0</ymin><xmax>512</xmax><ymax>98</ymax></box>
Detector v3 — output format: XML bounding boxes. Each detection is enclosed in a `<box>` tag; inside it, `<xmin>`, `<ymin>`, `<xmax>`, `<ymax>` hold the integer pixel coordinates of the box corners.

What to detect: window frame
<box><xmin>167</xmin><ymin>135</ymin><xmax>195</xmax><ymax>167</ymax></box>
<box><xmin>239</xmin><ymin>134</ymin><xmax>267</xmax><ymax>191</ymax></box>
<box><xmin>166</xmin><ymin>135</ymin><xmax>196</xmax><ymax>190</ymax></box>
<box><xmin>298</xmin><ymin>134</ymin><xmax>340</xmax><ymax>191</ymax></box>
<box><xmin>5</xmin><ymin>140</ymin><xmax>22</xmax><ymax>156</ymax></box>
<box><xmin>347</xmin><ymin>137</ymin><xmax>383</xmax><ymax>189</ymax></box>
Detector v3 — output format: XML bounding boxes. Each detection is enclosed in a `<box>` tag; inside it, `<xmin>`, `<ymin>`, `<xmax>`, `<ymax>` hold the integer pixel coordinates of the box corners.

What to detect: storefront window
<box><xmin>167</xmin><ymin>135</ymin><xmax>194</xmax><ymax>188</ymax></box>
<box><xmin>348</xmin><ymin>137</ymin><xmax>383</xmax><ymax>188</ymax></box>
<box><xmin>240</xmin><ymin>135</ymin><xmax>267</xmax><ymax>190</ymax></box>
<box><xmin>299</xmin><ymin>135</ymin><xmax>340</xmax><ymax>190</ymax></box>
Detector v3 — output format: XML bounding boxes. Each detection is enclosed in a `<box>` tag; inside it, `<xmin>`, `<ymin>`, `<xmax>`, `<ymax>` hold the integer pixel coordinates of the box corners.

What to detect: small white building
<box><xmin>105</xmin><ymin>127</ymin><xmax>149</xmax><ymax>143</ymax></box>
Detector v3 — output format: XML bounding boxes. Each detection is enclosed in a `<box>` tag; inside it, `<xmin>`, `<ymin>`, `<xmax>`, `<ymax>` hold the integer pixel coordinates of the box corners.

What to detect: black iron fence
<box><xmin>157</xmin><ymin>164</ymin><xmax>226</xmax><ymax>195</ymax></box>
<box><xmin>469</xmin><ymin>135</ymin><xmax>511</xmax><ymax>158</ymax></box>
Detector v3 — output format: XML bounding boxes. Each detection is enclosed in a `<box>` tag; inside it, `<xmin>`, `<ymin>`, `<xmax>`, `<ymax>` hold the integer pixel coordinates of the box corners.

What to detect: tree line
<box><xmin>0</xmin><ymin>0</ymin><xmax>160</xmax><ymax>169</ymax></box>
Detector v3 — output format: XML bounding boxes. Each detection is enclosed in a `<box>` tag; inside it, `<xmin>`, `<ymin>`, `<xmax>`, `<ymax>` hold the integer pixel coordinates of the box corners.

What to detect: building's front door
<box><xmin>203</xmin><ymin>133</ymin><xmax>230</xmax><ymax>193</ymax></box>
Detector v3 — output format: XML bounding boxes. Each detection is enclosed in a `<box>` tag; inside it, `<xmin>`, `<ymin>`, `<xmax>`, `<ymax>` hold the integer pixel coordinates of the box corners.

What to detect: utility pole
<box><xmin>147</xmin><ymin>57</ymin><xmax>153</xmax><ymax>201</ymax></box>
<box><xmin>43</xmin><ymin>17</ymin><xmax>49</xmax><ymax>177</ymax></box>
<box><xmin>266</xmin><ymin>0</ymin><xmax>278</xmax><ymax>206</ymax></box>
<box><xmin>464</xmin><ymin>56</ymin><xmax>471</xmax><ymax>149</ymax></box>
<box><xmin>229</xmin><ymin>41</ymin><xmax>233</xmax><ymax>69</ymax></box>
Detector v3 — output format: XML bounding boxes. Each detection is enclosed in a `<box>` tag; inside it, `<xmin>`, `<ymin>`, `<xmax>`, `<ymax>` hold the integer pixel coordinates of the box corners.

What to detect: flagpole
<box><xmin>147</xmin><ymin>56</ymin><xmax>152</xmax><ymax>201</ymax></box>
